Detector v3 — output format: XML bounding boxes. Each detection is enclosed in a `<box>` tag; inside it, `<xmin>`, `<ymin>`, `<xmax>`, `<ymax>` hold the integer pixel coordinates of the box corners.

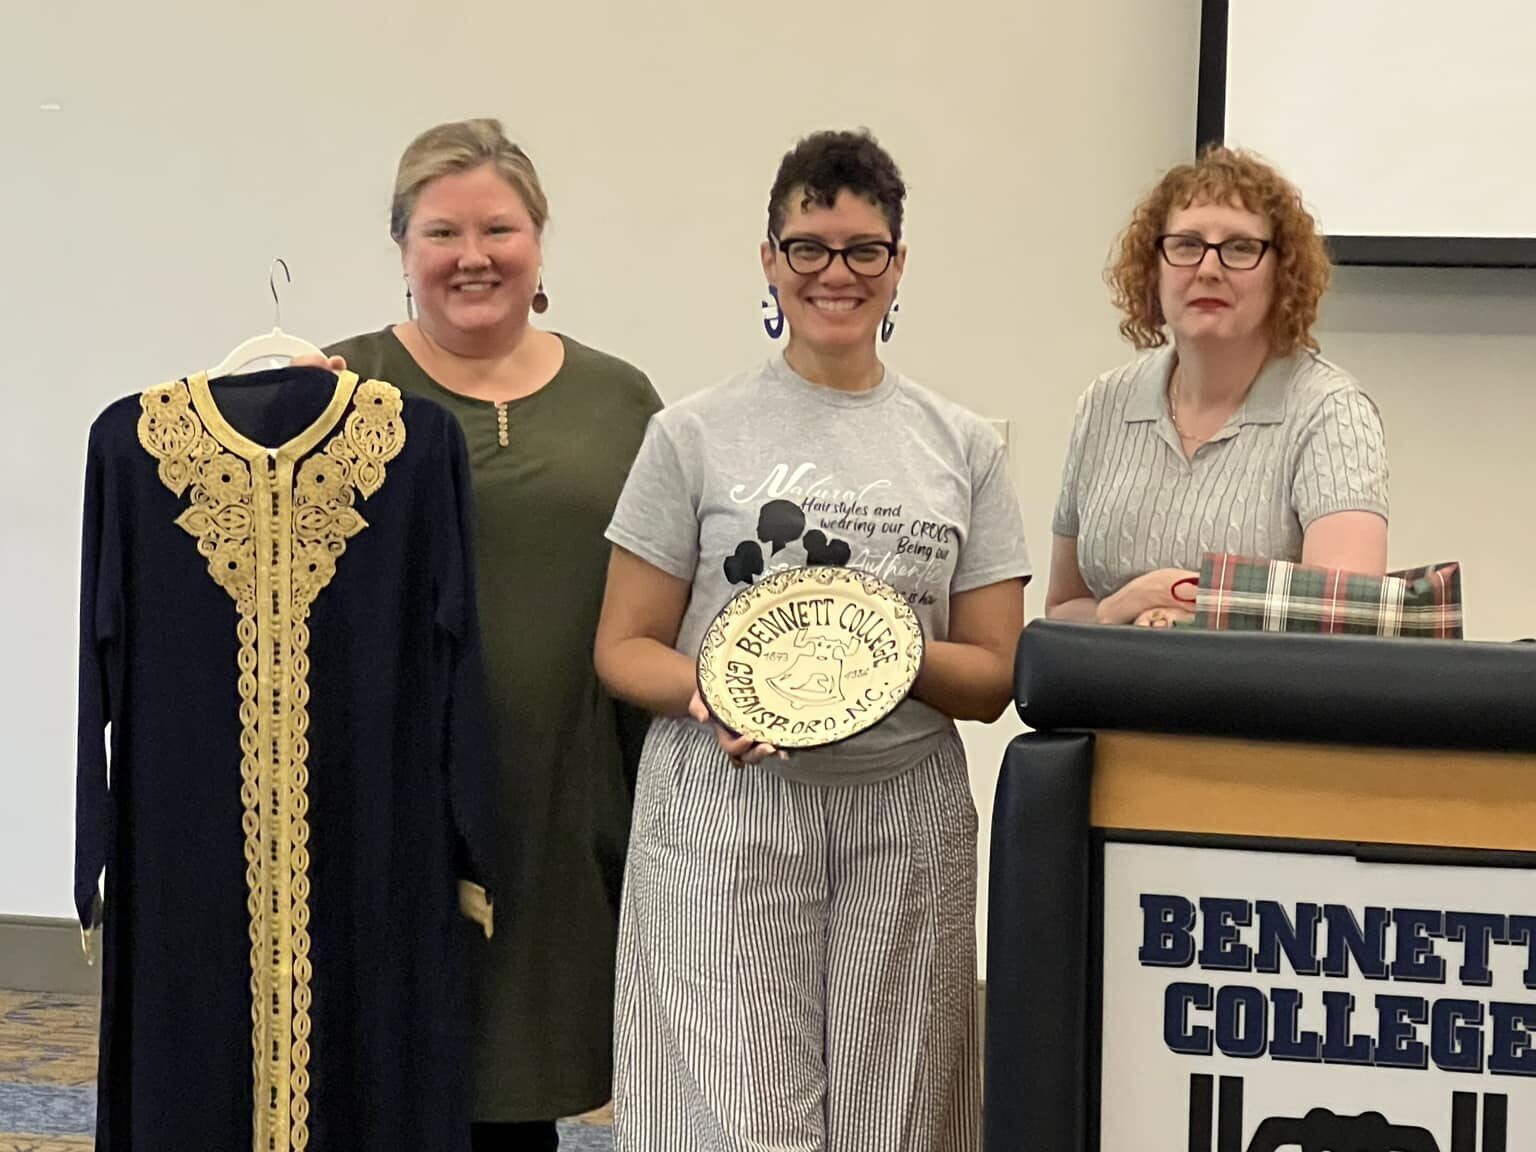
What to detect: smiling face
<box><xmin>1157</xmin><ymin>198</ymin><xmax>1276</xmax><ymax>350</ymax></box>
<box><xmin>761</xmin><ymin>187</ymin><xmax>905</xmax><ymax>356</ymax></box>
<box><xmin>399</xmin><ymin>163</ymin><xmax>543</xmax><ymax>338</ymax></box>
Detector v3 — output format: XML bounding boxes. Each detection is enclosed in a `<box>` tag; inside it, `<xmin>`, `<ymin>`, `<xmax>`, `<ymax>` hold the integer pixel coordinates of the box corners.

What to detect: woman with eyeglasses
<box><xmin>593</xmin><ymin>129</ymin><xmax>1030</xmax><ymax>1151</ymax></box>
<box><xmin>1045</xmin><ymin>146</ymin><xmax>1389</xmax><ymax>628</ymax></box>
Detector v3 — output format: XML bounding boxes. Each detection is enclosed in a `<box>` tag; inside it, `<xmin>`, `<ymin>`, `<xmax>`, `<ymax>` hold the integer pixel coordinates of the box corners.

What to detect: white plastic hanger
<box><xmin>208</xmin><ymin>258</ymin><xmax>325</xmax><ymax>377</ymax></box>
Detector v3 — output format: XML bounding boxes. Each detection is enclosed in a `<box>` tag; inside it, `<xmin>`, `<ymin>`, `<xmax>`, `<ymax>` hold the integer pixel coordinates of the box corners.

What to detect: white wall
<box><xmin>1318</xmin><ymin>267</ymin><xmax>1536</xmax><ymax>636</ymax></box>
<box><xmin>3</xmin><ymin>4</ymin><xmax>1533</xmax><ymax>980</ymax></box>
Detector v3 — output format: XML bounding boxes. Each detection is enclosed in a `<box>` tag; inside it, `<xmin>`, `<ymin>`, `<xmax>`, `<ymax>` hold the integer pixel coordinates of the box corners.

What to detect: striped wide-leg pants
<box><xmin>612</xmin><ymin>718</ymin><xmax>981</xmax><ymax>1152</ymax></box>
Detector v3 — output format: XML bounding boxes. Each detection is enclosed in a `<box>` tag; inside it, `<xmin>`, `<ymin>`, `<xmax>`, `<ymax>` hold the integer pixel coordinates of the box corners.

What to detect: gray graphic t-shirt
<box><xmin>606</xmin><ymin>353</ymin><xmax>1032</xmax><ymax>785</ymax></box>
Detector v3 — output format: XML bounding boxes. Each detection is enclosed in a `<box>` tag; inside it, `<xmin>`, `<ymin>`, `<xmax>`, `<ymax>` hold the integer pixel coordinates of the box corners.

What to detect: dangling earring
<box><xmin>404</xmin><ymin>279</ymin><xmax>416</xmax><ymax>321</ymax></box>
<box><xmin>761</xmin><ymin>285</ymin><xmax>784</xmax><ymax>339</ymax></box>
<box><xmin>881</xmin><ymin>297</ymin><xmax>899</xmax><ymax>343</ymax></box>
<box><xmin>531</xmin><ymin>276</ymin><xmax>549</xmax><ymax>315</ymax></box>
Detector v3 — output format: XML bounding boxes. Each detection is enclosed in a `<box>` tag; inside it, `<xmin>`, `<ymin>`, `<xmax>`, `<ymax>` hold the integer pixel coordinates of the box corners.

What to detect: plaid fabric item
<box><xmin>1191</xmin><ymin>553</ymin><xmax>1462</xmax><ymax>638</ymax></box>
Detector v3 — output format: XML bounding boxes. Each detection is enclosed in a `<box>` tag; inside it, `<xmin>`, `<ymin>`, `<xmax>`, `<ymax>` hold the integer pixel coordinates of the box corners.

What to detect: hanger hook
<box><xmin>268</xmin><ymin>258</ymin><xmax>292</xmax><ymax>329</ymax></box>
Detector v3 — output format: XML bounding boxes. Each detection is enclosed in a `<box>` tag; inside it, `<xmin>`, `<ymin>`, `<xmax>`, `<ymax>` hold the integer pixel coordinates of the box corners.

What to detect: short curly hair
<box><xmin>1107</xmin><ymin>146</ymin><xmax>1330</xmax><ymax>355</ymax></box>
<box><xmin>767</xmin><ymin>129</ymin><xmax>907</xmax><ymax>242</ymax></box>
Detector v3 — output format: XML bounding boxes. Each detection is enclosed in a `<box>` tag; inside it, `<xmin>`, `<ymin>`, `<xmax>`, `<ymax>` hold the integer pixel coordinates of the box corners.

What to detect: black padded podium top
<box><xmin>1014</xmin><ymin>620</ymin><xmax>1536</xmax><ymax>752</ymax></box>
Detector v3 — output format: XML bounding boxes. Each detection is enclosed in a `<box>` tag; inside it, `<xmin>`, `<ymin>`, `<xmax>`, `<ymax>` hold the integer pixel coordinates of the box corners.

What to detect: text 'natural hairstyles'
<box><xmin>390</xmin><ymin>118</ymin><xmax>549</xmax><ymax>243</ymax></box>
<box><xmin>767</xmin><ymin>129</ymin><xmax>907</xmax><ymax>242</ymax></box>
<box><xmin>1107</xmin><ymin>145</ymin><xmax>1331</xmax><ymax>355</ymax></box>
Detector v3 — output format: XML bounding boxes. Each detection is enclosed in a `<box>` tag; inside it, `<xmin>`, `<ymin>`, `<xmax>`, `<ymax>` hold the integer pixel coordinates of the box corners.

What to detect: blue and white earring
<box><xmin>761</xmin><ymin>285</ymin><xmax>785</xmax><ymax>339</ymax></box>
<box><xmin>881</xmin><ymin>297</ymin><xmax>899</xmax><ymax>343</ymax></box>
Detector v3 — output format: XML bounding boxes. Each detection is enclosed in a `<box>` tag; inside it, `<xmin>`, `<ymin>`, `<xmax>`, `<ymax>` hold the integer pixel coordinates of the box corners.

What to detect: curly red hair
<box><xmin>1107</xmin><ymin>147</ymin><xmax>1331</xmax><ymax>355</ymax></box>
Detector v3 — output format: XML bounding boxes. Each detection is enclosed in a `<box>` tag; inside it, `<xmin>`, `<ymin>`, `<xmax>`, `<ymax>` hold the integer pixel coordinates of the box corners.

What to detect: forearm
<box><xmin>911</xmin><ymin>639</ymin><xmax>1015</xmax><ymax>723</ymax></box>
<box><xmin>1046</xmin><ymin>597</ymin><xmax>1101</xmax><ymax>623</ymax></box>
<box><xmin>596</xmin><ymin>637</ymin><xmax>697</xmax><ymax>718</ymax></box>
<box><xmin>1094</xmin><ymin>584</ymin><xmax>1143</xmax><ymax>624</ymax></box>
<box><xmin>1048</xmin><ymin>591</ymin><xmax>1135</xmax><ymax>624</ymax></box>
<box><xmin>1096</xmin><ymin>569</ymin><xmax>1198</xmax><ymax>624</ymax></box>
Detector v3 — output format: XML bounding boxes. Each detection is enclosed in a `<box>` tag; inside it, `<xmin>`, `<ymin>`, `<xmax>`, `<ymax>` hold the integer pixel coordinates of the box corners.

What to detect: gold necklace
<box><xmin>1168</xmin><ymin>370</ymin><xmax>1222</xmax><ymax>447</ymax></box>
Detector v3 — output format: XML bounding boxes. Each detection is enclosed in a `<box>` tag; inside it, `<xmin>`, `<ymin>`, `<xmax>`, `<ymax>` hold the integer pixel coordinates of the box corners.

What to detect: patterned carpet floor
<box><xmin>0</xmin><ymin>991</ymin><xmax>613</xmax><ymax>1151</ymax></box>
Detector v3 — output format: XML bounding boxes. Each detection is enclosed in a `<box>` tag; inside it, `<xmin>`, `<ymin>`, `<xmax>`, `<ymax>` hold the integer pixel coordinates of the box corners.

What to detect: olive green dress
<box><xmin>327</xmin><ymin>327</ymin><xmax>662</xmax><ymax>1120</ymax></box>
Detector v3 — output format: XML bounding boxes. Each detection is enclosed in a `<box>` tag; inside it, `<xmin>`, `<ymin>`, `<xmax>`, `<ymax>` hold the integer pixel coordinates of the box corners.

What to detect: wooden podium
<box><xmin>984</xmin><ymin>621</ymin><xmax>1536</xmax><ymax>1152</ymax></box>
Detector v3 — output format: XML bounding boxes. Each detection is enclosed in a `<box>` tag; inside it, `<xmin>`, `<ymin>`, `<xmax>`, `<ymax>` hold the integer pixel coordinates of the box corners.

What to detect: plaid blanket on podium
<box><xmin>1189</xmin><ymin>554</ymin><xmax>1462</xmax><ymax>638</ymax></box>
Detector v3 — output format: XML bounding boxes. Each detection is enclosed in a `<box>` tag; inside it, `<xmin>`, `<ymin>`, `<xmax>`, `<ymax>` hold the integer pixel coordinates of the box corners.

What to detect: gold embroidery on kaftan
<box><xmin>136</xmin><ymin>374</ymin><xmax>404</xmax><ymax>1152</ymax></box>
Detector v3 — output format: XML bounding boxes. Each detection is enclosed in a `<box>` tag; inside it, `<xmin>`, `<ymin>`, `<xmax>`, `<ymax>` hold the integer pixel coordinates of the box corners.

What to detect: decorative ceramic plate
<box><xmin>697</xmin><ymin>566</ymin><xmax>925</xmax><ymax>748</ymax></box>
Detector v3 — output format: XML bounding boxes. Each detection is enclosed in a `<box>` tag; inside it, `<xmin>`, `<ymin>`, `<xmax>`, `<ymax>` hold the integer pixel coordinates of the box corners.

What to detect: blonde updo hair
<box><xmin>389</xmin><ymin>118</ymin><xmax>549</xmax><ymax>242</ymax></box>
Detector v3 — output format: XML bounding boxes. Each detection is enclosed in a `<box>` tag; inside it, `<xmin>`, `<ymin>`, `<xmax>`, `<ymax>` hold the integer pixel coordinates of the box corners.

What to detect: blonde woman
<box><xmin>326</xmin><ymin>118</ymin><xmax>661</xmax><ymax>1152</ymax></box>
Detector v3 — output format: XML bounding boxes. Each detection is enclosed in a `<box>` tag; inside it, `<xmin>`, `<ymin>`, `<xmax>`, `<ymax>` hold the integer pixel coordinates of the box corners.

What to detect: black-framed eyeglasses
<box><xmin>1157</xmin><ymin>233</ymin><xmax>1273</xmax><ymax>270</ymax></box>
<box><xmin>772</xmin><ymin>234</ymin><xmax>898</xmax><ymax>277</ymax></box>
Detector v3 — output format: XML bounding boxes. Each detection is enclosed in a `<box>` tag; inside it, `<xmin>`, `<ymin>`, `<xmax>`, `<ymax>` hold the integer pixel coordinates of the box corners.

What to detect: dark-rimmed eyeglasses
<box><xmin>772</xmin><ymin>234</ymin><xmax>897</xmax><ymax>277</ymax></box>
<box><xmin>1157</xmin><ymin>233</ymin><xmax>1272</xmax><ymax>271</ymax></box>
